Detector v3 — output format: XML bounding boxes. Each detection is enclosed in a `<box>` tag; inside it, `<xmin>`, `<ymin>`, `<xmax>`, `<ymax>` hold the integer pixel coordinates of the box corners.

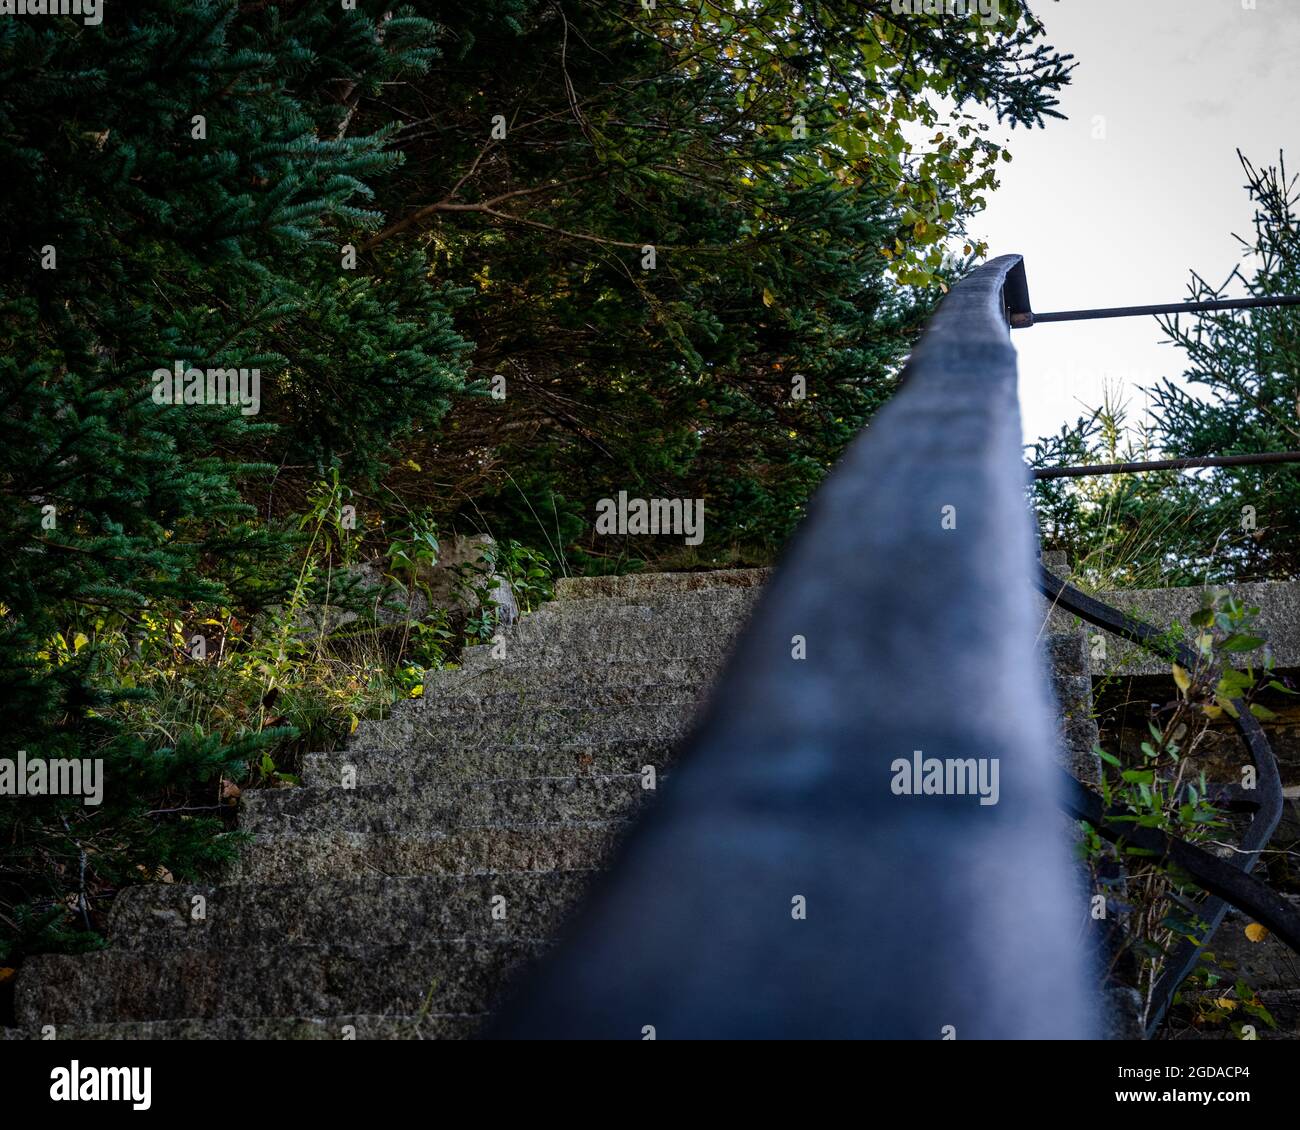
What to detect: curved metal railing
<box><xmin>1038</xmin><ymin>565</ymin><xmax>1298</xmax><ymax>1036</ymax></box>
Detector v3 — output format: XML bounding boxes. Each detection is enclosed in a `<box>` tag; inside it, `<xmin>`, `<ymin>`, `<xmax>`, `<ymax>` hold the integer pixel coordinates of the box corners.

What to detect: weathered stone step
<box><xmin>407</xmin><ymin>682</ymin><xmax>705</xmax><ymax>714</ymax></box>
<box><xmin>460</xmin><ymin>633</ymin><xmax>742</xmax><ymax>670</ymax></box>
<box><xmin>536</xmin><ymin>585</ymin><xmax>759</xmax><ymax>619</ymax></box>
<box><xmin>495</xmin><ymin>608</ymin><xmax>750</xmax><ymax>655</ymax></box>
<box><xmin>304</xmin><ymin>739</ymin><xmax>675</xmax><ymax>787</ymax></box>
<box><xmin>349</xmin><ymin>703</ymin><xmax>696</xmax><ymax>751</ymax></box>
<box><xmin>2</xmin><ymin>1014</ymin><xmax>485</xmax><ymax>1041</ymax></box>
<box><xmin>230</xmin><ymin>822</ymin><xmax>627</xmax><ymax>883</ymax></box>
<box><xmin>554</xmin><ymin>568</ymin><xmax>770</xmax><ymax>600</ymax></box>
<box><xmin>16</xmin><ymin>941</ymin><xmax>544</xmax><ymax>1025</ymax></box>
<box><xmin>522</xmin><ymin>590</ymin><xmax>759</xmax><ymax>626</ymax></box>
<box><xmin>241</xmin><ymin>775</ymin><xmax>652</xmax><ymax>834</ymax></box>
<box><xmin>421</xmin><ymin>656</ymin><xmax>720</xmax><ymax>698</ymax></box>
<box><xmin>105</xmin><ymin>872</ymin><xmax>591</xmax><ymax>950</ymax></box>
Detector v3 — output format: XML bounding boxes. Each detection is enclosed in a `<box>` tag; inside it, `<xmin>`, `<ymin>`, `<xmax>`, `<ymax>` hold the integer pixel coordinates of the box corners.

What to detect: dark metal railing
<box><xmin>1012</xmin><ymin>294</ymin><xmax>1300</xmax><ymax>327</ymax></box>
<box><xmin>487</xmin><ymin>257</ymin><xmax>1299</xmax><ymax>1040</ymax></box>
<box><xmin>491</xmin><ymin>256</ymin><xmax>1096</xmax><ymax>1038</ymax></box>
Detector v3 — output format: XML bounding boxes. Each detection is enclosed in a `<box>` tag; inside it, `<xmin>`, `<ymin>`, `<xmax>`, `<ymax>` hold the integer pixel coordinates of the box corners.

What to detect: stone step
<box><xmin>496</xmin><ymin>607</ymin><xmax>750</xmax><ymax>654</ymax></box>
<box><xmin>407</xmin><ymin>682</ymin><xmax>706</xmax><ymax>714</ymax></box>
<box><xmin>104</xmin><ymin>872</ymin><xmax>591</xmax><ymax>950</ymax></box>
<box><xmin>459</xmin><ymin>633</ymin><xmax>742</xmax><ymax>671</ymax></box>
<box><xmin>348</xmin><ymin>703</ymin><xmax>696</xmax><ymax>752</ymax></box>
<box><xmin>241</xmin><ymin>775</ymin><xmax>653</xmax><ymax>834</ymax></box>
<box><xmin>554</xmin><ymin>568</ymin><xmax>770</xmax><ymax>600</ymax></box>
<box><xmin>420</xmin><ymin>656</ymin><xmax>720</xmax><ymax>698</ymax></box>
<box><xmin>517</xmin><ymin>590</ymin><xmax>759</xmax><ymax>634</ymax></box>
<box><xmin>230</xmin><ymin>823</ymin><xmax>627</xmax><ymax>883</ymax></box>
<box><xmin>536</xmin><ymin>586</ymin><xmax>760</xmax><ymax>619</ymax></box>
<box><xmin>15</xmin><ymin>941</ymin><xmax>544</xmax><ymax>1025</ymax></box>
<box><xmin>304</xmin><ymin>739</ymin><xmax>675</xmax><ymax>788</ymax></box>
<box><xmin>2</xmin><ymin>1014</ymin><xmax>485</xmax><ymax>1041</ymax></box>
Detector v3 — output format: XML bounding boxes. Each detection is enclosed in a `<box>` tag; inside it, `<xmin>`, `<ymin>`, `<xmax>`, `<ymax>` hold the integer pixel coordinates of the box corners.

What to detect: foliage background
<box><xmin>0</xmin><ymin>0</ymin><xmax>1072</xmax><ymax>973</ymax></box>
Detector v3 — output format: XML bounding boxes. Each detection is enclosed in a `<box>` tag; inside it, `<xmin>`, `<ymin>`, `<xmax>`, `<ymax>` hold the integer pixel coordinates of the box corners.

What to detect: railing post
<box><xmin>489</xmin><ymin>256</ymin><xmax>1097</xmax><ymax>1039</ymax></box>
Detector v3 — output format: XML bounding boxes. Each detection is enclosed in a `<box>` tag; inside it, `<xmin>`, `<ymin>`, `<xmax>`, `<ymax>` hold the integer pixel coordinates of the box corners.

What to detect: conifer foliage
<box><xmin>0</xmin><ymin>1</ymin><xmax>1072</xmax><ymax>965</ymax></box>
<box><xmin>0</xmin><ymin>1</ymin><xmax>465</xmax><ymax>961</ymax></box>
<box><xmin>1031</xmin><ymin>153</ymin><xmax>1300</xmax><ymax>585</ymax></box>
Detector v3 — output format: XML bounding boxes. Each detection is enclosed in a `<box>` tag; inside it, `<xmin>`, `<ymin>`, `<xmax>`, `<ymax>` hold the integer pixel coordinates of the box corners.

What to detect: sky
<box><xmin>966</xmin><ymin>0</ymin><xmax>1300</xmax><ymax>447</ymax></box>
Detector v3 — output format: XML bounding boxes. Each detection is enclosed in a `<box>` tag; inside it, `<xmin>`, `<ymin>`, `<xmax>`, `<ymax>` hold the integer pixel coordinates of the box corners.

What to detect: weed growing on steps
<box><xmin>0</xmin><ymin>473</ymin><xmax>553</xmax><ymax>986</ymax></box>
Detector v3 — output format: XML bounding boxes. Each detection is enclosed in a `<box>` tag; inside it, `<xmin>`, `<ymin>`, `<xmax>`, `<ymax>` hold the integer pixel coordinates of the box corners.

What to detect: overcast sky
<box><xmin>967</xmin><ymin>0</ymin><xmax>1300</xmax><ymax>447</ymax></box>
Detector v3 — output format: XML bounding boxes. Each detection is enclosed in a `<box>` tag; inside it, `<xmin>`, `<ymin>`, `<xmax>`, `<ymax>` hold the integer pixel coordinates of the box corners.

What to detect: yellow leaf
<box><xmin>1202</xmin><ymin>703</ymin><xmax>1223</xmax><ymax>720</ymax></box>
<box><xmin>0</xmin><ymin>967</ymin><xmax>14</xmax><ymax>985</ymax></box>
<box><xmin>411</xmin><ymin>684</ymin><xmax>424</xmax><ymax>698</ymax></box>
<box><xmin>349</xmin><ymin>714</ymin><xmax>359</xmax><ymax>734</ymax></box>
<box><xmin>1244</xmin><ymin>922</ymin><xmax>1270</xmax><ymax>943</ymax></box>
<box><xmin>1213</xmin><ymin>997</ymin><xmax>1238</xmax><ymax>1011</ymax></box>
<box><xmin>761</xmin><ymin>288</ymin><xmax>776</xmax><ymax>308</ymax></box>
<box><xmin>1215</xmin><ymin>695</ymin><xmax>1240</xmax><ymax>719</ymax></box>
<box><xmin>404</xmin><ymin>460</ymin><xmax>422</xmax><ymax>472</ymax></box>
<box><xmin>1172</xmin><ymin>664</ymin><xmax>1191</xmax><ymax>694</ymax></box>
<box><xmin>73</xmin><ymin>632</ymin><xmax>89</xmax><ymax>653</ymax></box>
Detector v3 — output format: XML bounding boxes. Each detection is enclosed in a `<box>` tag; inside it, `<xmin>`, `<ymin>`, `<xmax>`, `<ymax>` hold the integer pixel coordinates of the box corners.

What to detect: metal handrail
<box><xmin>486</xmin><ymin>256</ymin><xmax>1298</xmax><ymax>1040</ymax></box>
<box><xmin>490</xmin><ymin>256</ymin><xmax>1096</xmax><ymax>1038</ymax></box>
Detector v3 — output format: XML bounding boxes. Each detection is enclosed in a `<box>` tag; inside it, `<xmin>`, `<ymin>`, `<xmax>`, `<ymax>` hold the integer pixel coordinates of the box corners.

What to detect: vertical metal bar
<box><xmin>489</xmin><ymin>256</ymin><xmax>1096</xmax><ymax>1039</ymax></box>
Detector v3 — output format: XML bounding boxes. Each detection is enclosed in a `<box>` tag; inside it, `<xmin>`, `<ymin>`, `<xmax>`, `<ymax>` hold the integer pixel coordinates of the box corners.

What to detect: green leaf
<box><xmin>1220</xmin><ymin>634</ymin><xmax>1266</xmax><ymax>653</ymax></box>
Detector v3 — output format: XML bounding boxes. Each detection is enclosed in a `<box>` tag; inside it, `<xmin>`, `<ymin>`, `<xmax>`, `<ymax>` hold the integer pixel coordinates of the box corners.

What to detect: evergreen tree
<box><xmin>356</xmin><ymin>0</ymin><xmax>1074</xmax><ymax>565</ymax></box>
<box><xmin>0</xmin><ymin>1</ymin><xmax>464</xmax><ymax>960</ymax></box>
<box><xmin>1032</xmin><ymin>153</ymin><xmax>1300</xmax><ymax>585</ymax></box>
<box><xmin>0</xmin><ymin>1</ymin><xmax>1074</xmax><ymax>960</ymax></box>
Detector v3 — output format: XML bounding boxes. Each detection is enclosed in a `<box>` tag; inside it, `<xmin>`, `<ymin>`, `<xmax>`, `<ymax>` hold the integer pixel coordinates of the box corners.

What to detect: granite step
<box><xmin>459</xmin><ymin>633</ymin><xmax>743</xmax><ymax>670</ymax></box>
<box><xmin>554</xmin><ymin>569</ymin><xmax>770</xmax><ymax>600</ymax></box>
<box><xmin>105</xmin><ymin>872</ymin><xmax>592</xmax><ymax>950</ymax></box>
<box><xmin>419</xmin><ymin>656</ymin><xmax>720</xmax><ymax>698</ymax></box>
<box><xmin>403</xmin><ymin>682</ymin><xmax>705</xmax><ymax>714</ymax></box>
<box><xmin>16</xmin><ymin>942</ymin><xmax>545</xmax><ymax>1025</ymax></box>
<box><xmin>230</xmin><ymin>823</ymin><xmax>627</xmax><ymax>883</ymax></box>
<box><xmin>2</xmin><ymin>1014</ymin><xmax>485</xmax><ymax>1041</ymax></box>
<box><xmin>303</xmin><ymin>739</ymin><xmax>676</xmax><ymax>788</ymax></box>
<box><xmin>240</xmin><ymin>775</ymin><xmax>653</xmax><ymax>834</ymax></box>
<box><xmin>348</xmin><ymin>704</ymin><xmax>697</xmax><ymax>751</ymax></box>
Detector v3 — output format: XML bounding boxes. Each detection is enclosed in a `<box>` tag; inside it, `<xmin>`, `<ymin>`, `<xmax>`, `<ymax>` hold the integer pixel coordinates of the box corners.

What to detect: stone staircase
<box><xmin>7</xmin><ymin>569</ymin><xmax>763</xmax><ymax>1039</ymax></box>
<box><xmin>5</xmin><ymin>568</ymin><xmax>1295</xmax><ymax>1039</ymax></box>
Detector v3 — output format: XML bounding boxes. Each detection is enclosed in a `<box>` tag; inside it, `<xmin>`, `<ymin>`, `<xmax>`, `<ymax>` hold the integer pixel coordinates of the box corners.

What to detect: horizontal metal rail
<box><xmin>1012</xmin><ymin>294</ymin><xmax>1300</xmax><ymax>328</ymax></box>
<box><xmin>1034</xmin><ymin>450</ymin><xmax>1300</xmax><ymax>480</ymax></box>
<box><xmin>489</xmin><ymin>256</ymin><xmax>1096</xmax><ymax>1039</ymax></box>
